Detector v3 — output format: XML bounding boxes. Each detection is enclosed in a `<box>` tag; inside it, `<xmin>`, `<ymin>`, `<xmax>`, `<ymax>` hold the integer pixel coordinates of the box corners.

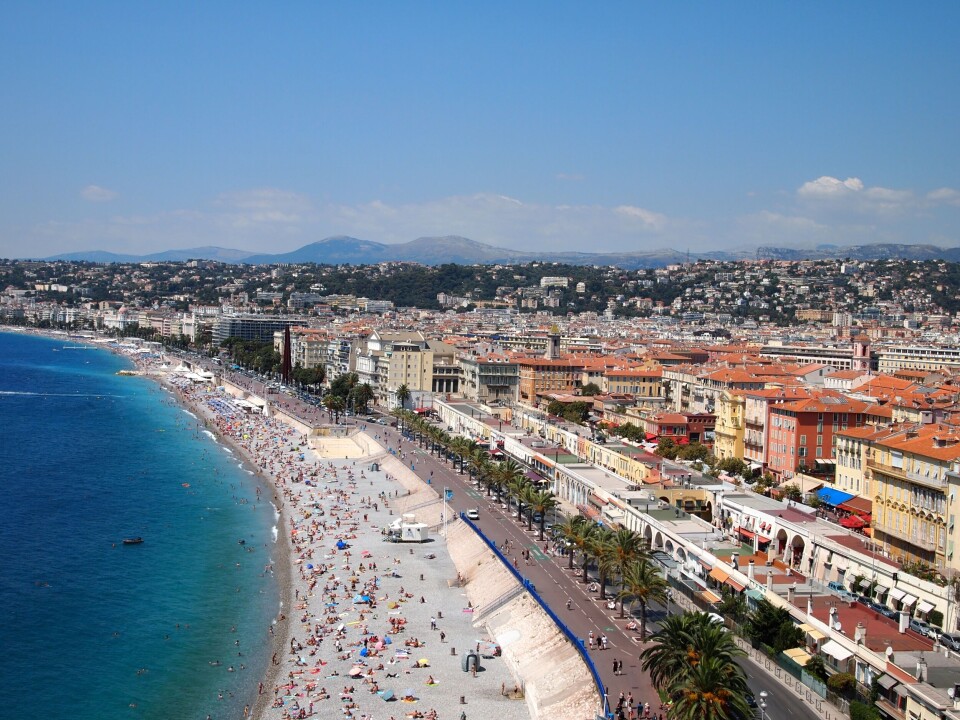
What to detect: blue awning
<box><xmin>816</xmin><ymin>487</ymin><xmax>856</xmax><ymax>507</ymax></box>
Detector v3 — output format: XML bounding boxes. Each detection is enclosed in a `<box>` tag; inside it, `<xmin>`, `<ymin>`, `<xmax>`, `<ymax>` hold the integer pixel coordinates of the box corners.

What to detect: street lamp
<box><xmin>759</xmin><ymin>690</ymin><xmax>768</xmax><ymax>720</ymax></box>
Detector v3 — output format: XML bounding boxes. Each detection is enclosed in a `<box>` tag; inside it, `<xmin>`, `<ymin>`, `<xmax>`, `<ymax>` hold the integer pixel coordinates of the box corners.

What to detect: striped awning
<box><xmin>916</xmin><ymin>600</ymin><xmax>935</xmax><ymax>615</ymax></box>
<box><xmin>888</xmin><ymin>588</ymin><xmax>905</xmax><ymax>602</ymax></box>
<box><xmin>900</xmin><ymin>594</ymin><xmax>917</xmax><ymax>608</ymax></box>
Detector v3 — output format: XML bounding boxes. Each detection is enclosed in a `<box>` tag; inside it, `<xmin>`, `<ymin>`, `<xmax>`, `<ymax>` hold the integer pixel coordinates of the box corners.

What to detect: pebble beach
<box><xmin>159</xmin><ymin>367</ymin><xmax>534</xmax><ymax>720</ymax></box>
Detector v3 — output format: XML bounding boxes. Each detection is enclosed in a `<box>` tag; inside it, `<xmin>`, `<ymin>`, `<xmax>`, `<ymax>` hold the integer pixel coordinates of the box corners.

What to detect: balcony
<box><xmin>866</xmin><ymin>458</ymin><xmax>907</xmax><ymax>481</ymax></box>
<box><xmin>905</xmin><ymin>468</ymin><xmax>948</xmax><ymax>489</ymax></box>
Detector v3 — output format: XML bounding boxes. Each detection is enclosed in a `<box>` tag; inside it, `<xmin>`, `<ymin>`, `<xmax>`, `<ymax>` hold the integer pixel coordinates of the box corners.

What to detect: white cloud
<box><xmin>80</xmin><ymin>184</ymin><xmax>118</xmax><ymax>202</ymax></box>
<box><xmin>796</xmin><ymin>176</ymin><xmax>960</xmax><ymax>219</ymax></box>
<box><xmin>928</xmin><ymin>187</ymin><xmax>960</xmax><ymax>206</ymax></box>
<box><xmin>798</xmin><ymin>176</ymin><xmax>864</xmax><ymax>197</ymax></box>
<box><xmin>614</xmin><ymin>205</ymin><xmax>668</xmax><ymax>229</ymax></box>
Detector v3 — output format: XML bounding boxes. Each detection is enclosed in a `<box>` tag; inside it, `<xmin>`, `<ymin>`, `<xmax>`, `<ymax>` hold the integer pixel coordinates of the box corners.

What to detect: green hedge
<box><xmin>850</xmin><ymin>701</ymin><xmax>880</xmax><ymax>720</ymax></box>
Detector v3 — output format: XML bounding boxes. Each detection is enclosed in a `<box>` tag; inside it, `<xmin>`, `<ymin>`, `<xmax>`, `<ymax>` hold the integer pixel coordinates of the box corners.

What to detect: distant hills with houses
<box><xmin>40</xmin><ymin>236</ymin><xmax>960</xmax><ymax>269</ymax></box>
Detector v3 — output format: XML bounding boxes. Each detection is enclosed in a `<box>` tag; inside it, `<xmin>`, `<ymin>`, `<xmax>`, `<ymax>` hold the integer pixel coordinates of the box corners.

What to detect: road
<box><xmin>169</xmin><ymin>356</ymin><xmax>819</xmax><ymax>720</ymax></box>
<box><xmin>377</xmin><ymin>421</ymin><xmax>820</xmax><ymax>720</ymax></box>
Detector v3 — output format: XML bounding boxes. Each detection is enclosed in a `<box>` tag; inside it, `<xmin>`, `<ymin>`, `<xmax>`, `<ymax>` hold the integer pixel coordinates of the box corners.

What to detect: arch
<box><xmin>676</xmin><ymin>547</ymin><xmax>688</xmax><ymax>563</ymax></box>
<box><xmin>665</xmin><ymin>539</ymin><xmax>675</xmax><ymax>556</ymax></box>
<box><xmin>789</xmin><ymin>534</ymin><xmax>806</xmax><ymax>569</ymax></box>
<box><xmin>776</xmin><ymin>528</ymin><xmax>789</xmax><ymax>557</ymax></box>
<box><xmin>653</xmin><ymin>531</ymin><xmax>664</xmax><ymax>551</ymax></box>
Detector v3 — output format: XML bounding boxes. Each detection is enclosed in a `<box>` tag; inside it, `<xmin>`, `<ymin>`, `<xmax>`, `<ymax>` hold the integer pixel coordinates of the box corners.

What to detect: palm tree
<box><xmin>606</xmin><ymin>527</ymin><xmax>645</xmax><ymax>579</ymax></box>
<box><xmin>520</xmin><ymin>482</ymin><xmax>539</xmax><ymax>530</ymax></box>
<box><xmin>564</xmin><ymin>517</ymin><xmax>599</xmax><ymax>583</ymax></box>
<box><xmin>587</xmin><ymin>526</ymin><xmax>617</xmax><ymax>599</ymax></box>
<box><xmin>351</xmin><ymin>382</ymin><xmax>375</xmax><ymax>414</ymax></box>
<box><xmin>507</xmin><ymin>474</ymin><xmax>532</xmax><ymax>522</ymax></box>
<box><xmin>640</xmin><ymin>611</ymin><xmax>749</xmax><ymax>720</ymax></box>
<box><xmin>529</xmin><ymin>489</ymin><xmax>559</xmax><ymax>540</ymax></box>
<box><xmin>395</xmin><ymin>383</ymin><xmax>410</xmax><ymax>411</ymax></box>
<box><xmin>557</xmin><ymin>516</ymin><xmax>589</xmax><ymax>570</ymax></box>
<box><xmin>618</xmin><ymin>559</ymin><xmax>668</xmax><ymax>634</ymax></box>
<box><xmin>324</xmin><ymin>394</ymin><xmax>345</xmax><ymax>423</ymax></box>
<box><xmin>668</xmin><ymin>655</ymin><xmax>752</xmax><ymax>720</ymax></box>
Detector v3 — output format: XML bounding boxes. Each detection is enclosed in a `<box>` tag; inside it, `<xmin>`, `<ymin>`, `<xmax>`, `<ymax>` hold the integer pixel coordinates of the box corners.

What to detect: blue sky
<box><xmin>2</xmin><ymin>2</ymin><xmax>959</xmax><ymax>258</ymax></box>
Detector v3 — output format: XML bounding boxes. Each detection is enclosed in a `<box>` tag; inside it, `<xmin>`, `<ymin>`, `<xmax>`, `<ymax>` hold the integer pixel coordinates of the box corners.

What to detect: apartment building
<box><xmin>868</xmin><ymin>424</ymin><xmax>960</xmax><ymax>572</ymax></box>
<box><xmin>767</xmin><ymin>395</ymin><xmax>870</xmax><ymax>478</ymax></box>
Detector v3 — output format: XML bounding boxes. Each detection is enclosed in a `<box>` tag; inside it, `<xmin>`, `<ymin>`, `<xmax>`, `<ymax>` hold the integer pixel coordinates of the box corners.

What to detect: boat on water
<box><xmin>122</xmin><ymin>537</ymin><xmax>144</xmax><ymax>545</ymax></box>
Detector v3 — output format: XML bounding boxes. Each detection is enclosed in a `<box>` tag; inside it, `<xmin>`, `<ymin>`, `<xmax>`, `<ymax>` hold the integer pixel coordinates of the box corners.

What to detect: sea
<box><xmin>0</xmin><ymin>331</ymin><xmax>279</xmax><ymax>720</ymax></box>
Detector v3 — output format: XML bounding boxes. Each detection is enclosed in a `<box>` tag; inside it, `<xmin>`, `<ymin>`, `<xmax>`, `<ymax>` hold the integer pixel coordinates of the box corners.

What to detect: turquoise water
<box><xmin>0</xmin><ymin>332</ymin><xmax>279</xmax><ymax>719</ymax></box>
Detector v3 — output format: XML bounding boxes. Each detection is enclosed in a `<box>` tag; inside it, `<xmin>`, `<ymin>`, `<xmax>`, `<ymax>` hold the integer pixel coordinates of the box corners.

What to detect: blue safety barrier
<box><xmin>459</xmin><ymin>512</ymin><xmax>612</xmax><ymax>719</ymax></box>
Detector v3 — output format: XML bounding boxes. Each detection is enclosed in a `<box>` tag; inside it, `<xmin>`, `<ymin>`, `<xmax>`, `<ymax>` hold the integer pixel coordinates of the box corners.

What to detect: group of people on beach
<box><xmin>164</xmin><ymin>374</ymin><xmax>469</xmax><ymax>720</ymax></box>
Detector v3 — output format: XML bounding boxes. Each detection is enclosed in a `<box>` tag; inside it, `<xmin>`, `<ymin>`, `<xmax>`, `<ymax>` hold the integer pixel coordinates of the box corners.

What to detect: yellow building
<box><xmin>602</xmin><ymin>363</ymin><xmax>664</xmax><ymax>398</ymax></box>
<box><xmin>713</xmin><ymin>390</ymin><xmax>745</xmax><ymax>461</ymax></box>
<box><xmin>867</xmin><ymin>424</ymin><xmax>960</xmax><ymax>572</ymax></box>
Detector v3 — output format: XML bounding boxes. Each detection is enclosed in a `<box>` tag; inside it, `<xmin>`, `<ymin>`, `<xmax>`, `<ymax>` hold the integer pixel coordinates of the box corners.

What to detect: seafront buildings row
<box><xmin>8</xmin><ymin>257</ymin><xmax>960</xmax><ymax>719</ymax></box>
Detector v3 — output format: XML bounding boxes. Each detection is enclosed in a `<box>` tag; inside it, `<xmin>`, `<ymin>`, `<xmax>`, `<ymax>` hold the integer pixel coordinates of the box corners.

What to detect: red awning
<box><xmin>577</xmin><ymin>504</ymin><xmax>600</xmax><ymax>521</ymax></box>
<box><xmin>738</xmin><ymin>528</ymin><xmax>755</xmax><ymax>539</ymax></box>
<box><xmin>726</xmin><ymin>578</ymin><xmax>746</xmax><ymax>592</ymax></box>
<box><xmin>840</xmin><ymin>515</ymin><xmax>866</xmax><ymax>529</ymax></box>
<box><xmin>757</xmin><ymin>535</ymin><xmax>771</xmax><ymax>544</ymax></box>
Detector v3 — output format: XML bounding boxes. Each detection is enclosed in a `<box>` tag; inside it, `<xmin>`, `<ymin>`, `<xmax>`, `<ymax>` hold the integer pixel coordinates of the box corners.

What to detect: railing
<box><xmin>459</xmin><ymin>512</ymin><xmax>610</xmax><ymax>719</ymax></box>
<box><xmin>866</xmin><ymin>459</ymin><xmax>906</xmax><ymax>481</ymax></box>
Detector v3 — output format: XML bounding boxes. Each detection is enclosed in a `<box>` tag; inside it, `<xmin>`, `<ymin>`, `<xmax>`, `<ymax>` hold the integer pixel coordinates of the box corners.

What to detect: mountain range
<box><xmin>40</xmin><ymin>236</ymin><xmax>960</xmax><ymax>269</ymax></box>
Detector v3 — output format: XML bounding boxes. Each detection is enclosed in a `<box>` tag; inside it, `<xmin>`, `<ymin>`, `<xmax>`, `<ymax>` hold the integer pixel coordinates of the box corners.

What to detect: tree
<box><xmin>655</xmin><ymin>437</ymin><xmax>679</xmax><ymax>459</ymax></box>
<box><xmin>618</xmin><ymin>559</ymin><xmax>668</xmax><ymax>634</ymax></box>
<box><xmin>324</xmin><ymin>394</ymin><xmax>345</xmax><ymax>423</ymax></box>
<box><xmin>528</xmin><ymin>488</ymin><xmax>559</xmax><ymax>540</ymax></box>
<box><xmin>395</xmin><ymin>383</ymin><xmax>410</xmax><ymax>410</ymax></box>
<box><xmin>744</xmin><ymin>599</ymin><xmax>804</xmax><ymax>653</ymax></box>
<box><xmin>587</xmin><ymin>526</ymin><xmax>619</xmax><ymax>600</ymax></box>
<box><xmin>804</xmin><ymin>653</ymin><xmax>828</xmax><ymax>683</ymax></box>
<box><xmin>581</xmin><ymin>382</ymin><xmax>602</xmax><ymax>396</ymax></box>
<box><xmin>782</xmin><ymin>483</ymin><xmax>803</xmax><ymax>502</ymax></box>
<box><xmin>668</xmin><ymin>655</ymin><xmax>752</xmax><ymax>720</ymax></box>
<box><xmin>640</xmin><ymin>611</ymin><xmax>747</xmax><ymax>700</ymax></box>
<box><xmin>351</xmin><ymin>382</ymin><xmax>375</xmax><ymax>414</ymax></box>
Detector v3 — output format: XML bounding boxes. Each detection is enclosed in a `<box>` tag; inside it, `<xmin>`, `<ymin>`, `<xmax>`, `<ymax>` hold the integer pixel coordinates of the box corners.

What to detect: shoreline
<box><xmin>4</xmin><ymin>328</ymin><xmax>590</xmax><ymax>720</ymax></box>
<box><xmin>2</xmin><ymin>327</ymin><xmax>293</xmax><ymax>719</ymax></box>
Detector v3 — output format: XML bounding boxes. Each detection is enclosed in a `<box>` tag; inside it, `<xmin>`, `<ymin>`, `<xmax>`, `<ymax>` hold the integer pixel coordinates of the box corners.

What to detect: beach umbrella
<box><xmin>379</xmin><ymin>689</ymin><xmax>395</xmax><ymax>701</ymax></box>
<box><xmin>418</xmin><ymin>658</ymin><xmax>429</xmax><ymax>666</ymax></box>
<box><xmin>403</xmin><ymin>688</ymin><xmax>415</xmax><ymax>699</ymax></box>
<box><xmin>359</xmin><ymin>648</ymin><xmax>369</xmax><ymax>657</ymax></box>
<box><xmin>306</xmin><ymin>564</ymin><xmax>313</xmax><ymax>569</ymax></box>
<box><xmin>383</xmin><ymin>636</ymin><xmax>392</xmax><ymax>645</ymax></box>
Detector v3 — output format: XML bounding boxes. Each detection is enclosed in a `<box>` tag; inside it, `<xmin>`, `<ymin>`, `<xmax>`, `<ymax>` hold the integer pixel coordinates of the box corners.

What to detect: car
<box><xmin>938</xmin><ymin>632</ymin><xmax>960</xmax><ymax>651</ymax></box>
<box><xmin>910</xmin><ymin>618</ymin><xmax>932</xmax><ymax>637</ymax></box>
<box><xmin>466</xmin><ymin>509</ymin><xmax>480</xmax><ymax>520</ymax></box>
<box><xmin>532</xmin><ymin>513</ymin><xmax>543</xmax><ymax>523</ymax></box>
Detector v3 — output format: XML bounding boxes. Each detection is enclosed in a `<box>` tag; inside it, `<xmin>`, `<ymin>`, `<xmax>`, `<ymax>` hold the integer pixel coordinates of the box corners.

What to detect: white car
<box><xmin>466</xmin><ymin>509</ymin><xmax>480</xmax><ymax>520</ymax></box>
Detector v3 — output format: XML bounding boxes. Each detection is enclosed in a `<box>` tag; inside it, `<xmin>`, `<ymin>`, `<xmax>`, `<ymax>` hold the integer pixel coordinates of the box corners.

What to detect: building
<box><xmin>517</xmin><ymin>357</ymin><xmax>585</xmax><ymax>404</ymax></box>
<box><xmin>867</xmin><ymin>424</ymin><xmax>960</xmax><ymax>572</ymax></box>
<box><xmin>767</xmin><ymin>395</ymin><xmax>870</xmax><ymax>478</ymax></box>
<box><xmin>213</xmin><ymin>314</ymin><xmax>307</xmax><ymax>344</ymax></box>
<box><xmin>458</xmin><ymin>353</ymin><xmax>519</xmax><ymax>405</ymax></box>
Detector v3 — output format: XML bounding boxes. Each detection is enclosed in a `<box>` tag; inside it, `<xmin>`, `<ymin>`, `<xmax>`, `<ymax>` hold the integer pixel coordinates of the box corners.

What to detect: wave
<box><xmin>182</xmin><ymin>409</ymin><xmax>197</xmax><ymax>419</ymax></box>
<box><xmin>201</xmin><ymin>430</ymin><xmax>216</xmax><ymax>441</ymax></box>
<box><xmin>270</xmin><ymin>525</ymin><xmax>278</xmax><ymax>544</ymax></box>
<box><xmin>0</xmin><ymin>390</ymin><xmax>127</xmax><ymax>398</ymax></box>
